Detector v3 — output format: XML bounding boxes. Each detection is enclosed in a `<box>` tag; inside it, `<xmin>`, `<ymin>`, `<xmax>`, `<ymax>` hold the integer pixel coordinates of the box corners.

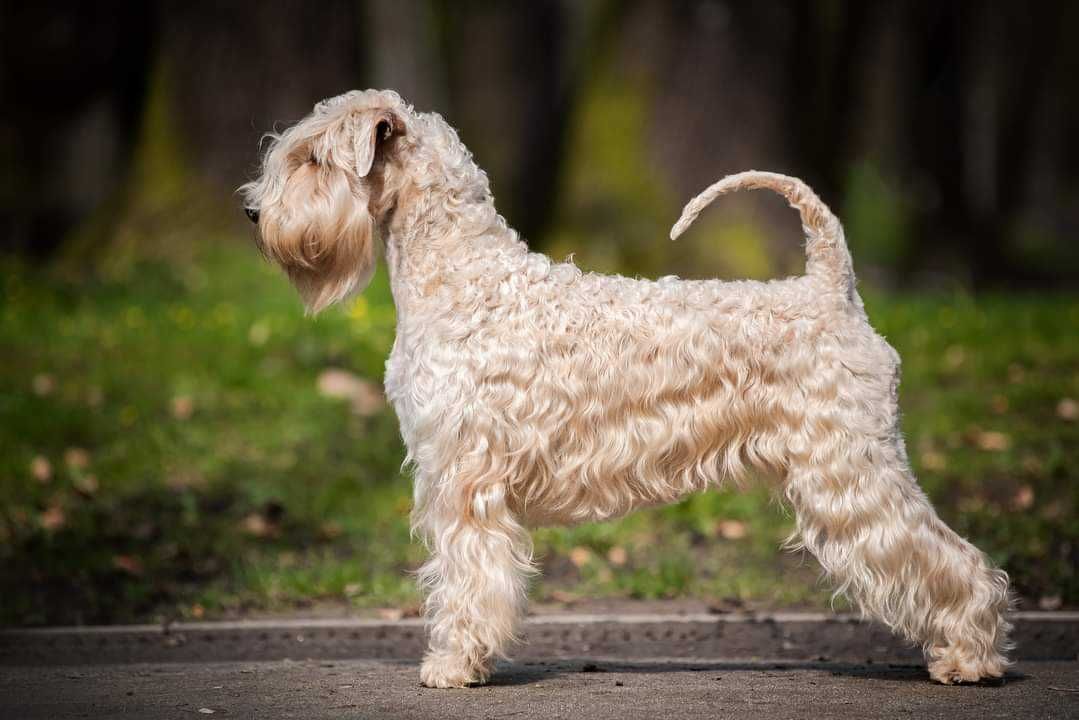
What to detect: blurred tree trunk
<box><xmin>365</xmin><ymin>0</ymin><xmax>447</xmax><ymax>111</ymax></box>
<box><xmin>159</xmin><ymin>0</ymin><xmax>363</xmax><ymax>193</ymax></box>
<box><xmin>2</xmin><ymin>0</ymin><xmax>1076</xmax><ymax>287</ymax></box>
<box><xmin>897</xmin><ymin>2</ymin><xmax>1067</xmax><ymax>289</ymax></box>
<box><xmin>646</xmin><ymin>2</ymin><xmax>821</xmax><ymax>277</ymax></box>
<box><xmin>0</xmin><ymin>1</ymin><xmax>364</xmax><ymax>257</ymax></box>
<box><xmin>0</xmin><ymin>2</ymin><xmax>155</xmax><ymax>256</ymax></box>
<box><xmin>429</xmin><ymin>0</ymin><xmax>624</xmax><ymax>245</ymax></box>
<box><xmin>786</xmin><ymin>0</ymin><xmax>873</xmax><ymax>204</ymax></box>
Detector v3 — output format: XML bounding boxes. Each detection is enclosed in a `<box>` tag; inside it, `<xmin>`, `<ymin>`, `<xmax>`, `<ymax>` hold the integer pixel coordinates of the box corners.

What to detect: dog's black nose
<box><xmin>245</xmin><ymin>206</ymin><xmax>260</xmax><ymax>223</ymax></box>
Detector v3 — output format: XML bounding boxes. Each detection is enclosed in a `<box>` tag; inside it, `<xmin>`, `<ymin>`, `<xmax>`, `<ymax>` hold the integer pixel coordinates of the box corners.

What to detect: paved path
<box><xmin>3</xmin><ymin>658</ymin><xmax>1077</xmax><ymax>719</ymax></box>
<box><xmin>3</xmin><ymin>612</ymin><xmax>1077</xmax><ymax>719</ymax></box>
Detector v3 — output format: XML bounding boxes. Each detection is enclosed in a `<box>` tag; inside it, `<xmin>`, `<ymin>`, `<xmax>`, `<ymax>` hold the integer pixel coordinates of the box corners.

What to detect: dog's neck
<box><xmin>381</xmin><ymin>159</ymin><xmax>528</xmax><ymax>322</ymax></box>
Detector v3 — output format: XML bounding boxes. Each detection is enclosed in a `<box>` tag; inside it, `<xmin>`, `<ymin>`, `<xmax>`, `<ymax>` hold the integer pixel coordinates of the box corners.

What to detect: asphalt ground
<box><xmin>4</xmin><ymin>658</ymin><xmax>1078</xmax><ymax>719</ymax></box>
<box><xmin>3</xmin><ymin>611</ymin><xmax>1077</xmax><ymax>719</ymax></box>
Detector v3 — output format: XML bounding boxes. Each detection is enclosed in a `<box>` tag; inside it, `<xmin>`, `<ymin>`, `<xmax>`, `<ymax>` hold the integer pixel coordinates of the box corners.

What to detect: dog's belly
<box><xmin>500</xmin><ymin>339</ymin><xmax>799</xmax><ymax>526</ymax></box>
<box><xmin>505</xmin><ymin>400</ymin><xmax>780</xmax><ymax>527</ymax></box>
<box><xmin>514</xmin><ymin>476</ymin><xmax>702</xmax><ymax>528</ymax></box>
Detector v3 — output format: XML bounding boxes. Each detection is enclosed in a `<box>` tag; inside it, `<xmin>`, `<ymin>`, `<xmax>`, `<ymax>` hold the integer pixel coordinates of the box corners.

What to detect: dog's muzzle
<box><xmin>245</xmin><ymin>206</ymin><xmax>260</xmax><ymax>224</ymax></box>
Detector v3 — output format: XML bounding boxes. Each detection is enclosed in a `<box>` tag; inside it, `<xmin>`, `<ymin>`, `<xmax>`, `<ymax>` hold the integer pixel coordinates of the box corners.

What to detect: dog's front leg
<box><xmin>413</xmin><ymin>472</ymin><xmax>533</xmax><ymax>688</ymax></box>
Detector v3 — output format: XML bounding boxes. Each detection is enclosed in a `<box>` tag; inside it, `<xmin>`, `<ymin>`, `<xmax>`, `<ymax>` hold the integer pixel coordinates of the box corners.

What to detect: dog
<box><xmin>240</xmin><ymin>89</ymin><xmax>1013</xmax><ymax>688</ymax></box>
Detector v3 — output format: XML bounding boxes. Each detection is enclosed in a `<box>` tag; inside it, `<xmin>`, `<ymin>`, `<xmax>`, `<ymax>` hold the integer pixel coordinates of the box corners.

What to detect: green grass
<box><xmin>1</xmin><ymin>238</ymin><xmax>1076</xmax><ymax>625</ymax></box>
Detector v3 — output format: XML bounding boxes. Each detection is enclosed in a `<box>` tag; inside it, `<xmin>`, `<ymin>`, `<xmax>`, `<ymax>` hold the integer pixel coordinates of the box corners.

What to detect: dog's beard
<box><xmin>257</xmin><ymin>161</ymin><xmax>378</xmax><ymax>313</ymax></box>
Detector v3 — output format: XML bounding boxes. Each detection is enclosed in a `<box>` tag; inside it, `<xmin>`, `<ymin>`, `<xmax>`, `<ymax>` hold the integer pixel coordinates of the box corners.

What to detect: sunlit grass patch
<box><xmin>1</xmin><ymin>242</ymin><xmax>1075</xmax><ymax>625</ymax></box>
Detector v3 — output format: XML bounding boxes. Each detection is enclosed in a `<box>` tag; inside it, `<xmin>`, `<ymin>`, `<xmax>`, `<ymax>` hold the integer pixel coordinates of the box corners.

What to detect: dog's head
<box><xmin>240</xmin><ymin>90</ymin><xmax>411</xmax><ymax>312</ymax></box>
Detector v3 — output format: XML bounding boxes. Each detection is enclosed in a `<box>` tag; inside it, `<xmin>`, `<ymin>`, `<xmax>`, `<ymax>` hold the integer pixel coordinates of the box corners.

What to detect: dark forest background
<box><xmin>3</xmin><ymin>0</ymin><xmax>1078</xmax><ymax>287</ymax></box>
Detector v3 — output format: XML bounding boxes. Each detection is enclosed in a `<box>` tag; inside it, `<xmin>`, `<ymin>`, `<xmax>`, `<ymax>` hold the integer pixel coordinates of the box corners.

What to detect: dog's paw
<box><xmin>927</xmin><ymin>647</ymin><xmax>1006</xmax><ymax>685</ymax></box>
<box><xmin>420</xmin><ymin>653</ymin><xmax>488</xmax><ymax>689</ymax></box>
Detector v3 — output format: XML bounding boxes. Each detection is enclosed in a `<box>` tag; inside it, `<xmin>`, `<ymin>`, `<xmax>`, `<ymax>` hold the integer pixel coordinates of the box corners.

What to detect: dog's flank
<box><xmin>242</xmin><ymin>89</ymin><xmax>1013</xmax><ymax>688</ymax></box>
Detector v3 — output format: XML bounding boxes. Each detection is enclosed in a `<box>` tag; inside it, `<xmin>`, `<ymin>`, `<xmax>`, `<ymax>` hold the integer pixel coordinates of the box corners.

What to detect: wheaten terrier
<box><xmin>241</xmin><ymin>90</ymin><xmax>1013</xmax><ymax>688</ymax></box>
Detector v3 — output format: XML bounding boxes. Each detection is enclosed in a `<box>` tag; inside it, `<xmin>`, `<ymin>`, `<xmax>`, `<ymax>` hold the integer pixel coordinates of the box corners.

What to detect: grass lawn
<box><xmin>1</xmin><ymin>236</ymin><xmax>1076</xmax><ymax>625</ymax></box>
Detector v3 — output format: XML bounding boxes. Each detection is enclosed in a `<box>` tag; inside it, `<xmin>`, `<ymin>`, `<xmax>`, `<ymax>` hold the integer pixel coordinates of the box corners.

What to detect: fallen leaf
<box><xmin>1011</xmin><ymin>485</ymin><xmax>1034</xmax><ymax>510</ymax></box>
<box><xmin>568</xmin><ymin>546</ymin><xmax>592</xmax><ymax>568</ymax></box>
<box><xmin>1021</xmin><ymin>455</ymin><xmax>1043</xmax><ymax>474</ymax></box>
<box><xmin>1039</xmin><ymin>595</ymin><xmax>1062</xmax><ymax>611</ymax></box>
<box><xmin>166</xmin><ymin>470</ymin><xmax>206</xmax><ymax>490</ymax></box>
<box><xmin>717</xmin><ymin>520</ymin><xmax>748</xmax><ymax>540</ymax></box>
<box><xmin>319</xmin><ymin>521</ymin><xmax>343</xmax><ymax>540</ymax></box>
<box><xmin>241</xmin><ymin>513</ymin><xmax>274</xmax><ymax>538</ymax></box>
<box><xmin>190</xmin><ymin>603</ymin><xmax>205</xmax><ymax>619</ymax></box>
<box><xmin>975</xmin><ymin>431</ymin><xmax>1011</xmax><ymax>452</ymax></box>
<box><xmin>40</xmin><ymin>505</ymin><xmax>65</xmax><ymax>531</ymax></box>
<box><xmin>30</xmin><ymin>456</ymin><xmax>52</xmax><ymax>483</ymax></box>
<box><xmin>112</xmin><ymin>555</ymin><xmax>144</xmax><ymax>576</ymax></box>
<box><xmin>63</xmin><ymin>447</ymin><xmax>91</xmax><ymax>469</ymax></box>
<box><xmin>32</xmin><ymin>373</ymin><xmax>55</xmax><ymax>396</ymax></box>
<box><xmin>317</xmin><ymin>368</ymin><xmax>360</xmax><ymax>399</ymax></box>
<box><xmin>1007</xmin><ymin>363</ymin><xmax>1025</xmax><ymax>384</ymax></box>
<box><xmin>316</xmin><ymin>368</ymin><xmax>385</xmax><ymax>416</ymax></box>
<box><xmin>606</xmin><ymin>546</ymin><xmax>628</xmax><ymax>566</ymax></box>
<box><xmin>920</xmin><ymin>451</ymin><xmax>947</xmax><ymax>472</ymax></box>
<box><xmin>708</xmin><ymin>597</ymin><xmax>746</xmax><ymax>614</ymax></box>
<box><xmin>377</xmin><ymin>608</ymin><xmax>403</xmax><ymax>621</ymax></box>
<box><xmin>957</xmin><ymin>496</ymin><xmax>985</xmax><ymax>513</ymax></box>
<box><xmin>943</xmin><ymin>345</ymin><xmax>966</xmax><ymax>370</ymax></box>
<box><xmin>1057</xmin><ymin>398</ymin><xmax>1078</xmax><ymax>422</ymax></box>
<box><xmin>349</xmin><ymin>381</ymin><xmax>385</xmax><ymax>417</ymax></box>
<box><xmin>171</xmin><ymin>395</ymin><xmax>195</xmax><ymax>420</ymax></box>
<box><xmin>74</xmin><ymin>474</ymin><xmax>99</xmax><ymax>496</ymax></box>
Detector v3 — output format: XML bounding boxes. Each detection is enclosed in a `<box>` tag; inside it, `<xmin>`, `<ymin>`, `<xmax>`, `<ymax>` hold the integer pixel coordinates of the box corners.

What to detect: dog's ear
<box><xmin>353</xmin><ymin>109</ymin><xmax>402</xmax><ymax>178</ymax></box>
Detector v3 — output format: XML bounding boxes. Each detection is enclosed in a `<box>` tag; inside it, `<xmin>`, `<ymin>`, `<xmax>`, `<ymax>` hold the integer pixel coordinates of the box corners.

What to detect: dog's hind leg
<box><xmin>783</xmin><ymin>402</ymin><xmax>1013</xmax><ymax>683</ymax></box>
<box><xmin>413</xmin><ymin>467</ymin><xmax>534</xmax><ymax>688</ymax></box>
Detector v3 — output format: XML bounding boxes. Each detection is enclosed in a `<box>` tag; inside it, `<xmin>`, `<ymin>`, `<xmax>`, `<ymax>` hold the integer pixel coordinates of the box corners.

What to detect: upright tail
<box><xmin>670</xmin><ymin>170</ymin><xmax>854</xmax><ymax>300</ymax></box>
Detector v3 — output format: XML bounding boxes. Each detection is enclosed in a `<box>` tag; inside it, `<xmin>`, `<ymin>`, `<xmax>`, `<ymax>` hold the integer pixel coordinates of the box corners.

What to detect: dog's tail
<box><xmin>670</xmin><ymin>170</ymin><xmax>854</xmax><ymax>300</ymax></box>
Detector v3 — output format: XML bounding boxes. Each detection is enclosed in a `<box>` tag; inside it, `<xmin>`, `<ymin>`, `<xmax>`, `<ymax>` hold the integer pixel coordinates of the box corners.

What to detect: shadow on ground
<box><xmin>487</xmin><ymin>658</ymin><xmax>1022</xmax><ymax>687</ymax></box>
